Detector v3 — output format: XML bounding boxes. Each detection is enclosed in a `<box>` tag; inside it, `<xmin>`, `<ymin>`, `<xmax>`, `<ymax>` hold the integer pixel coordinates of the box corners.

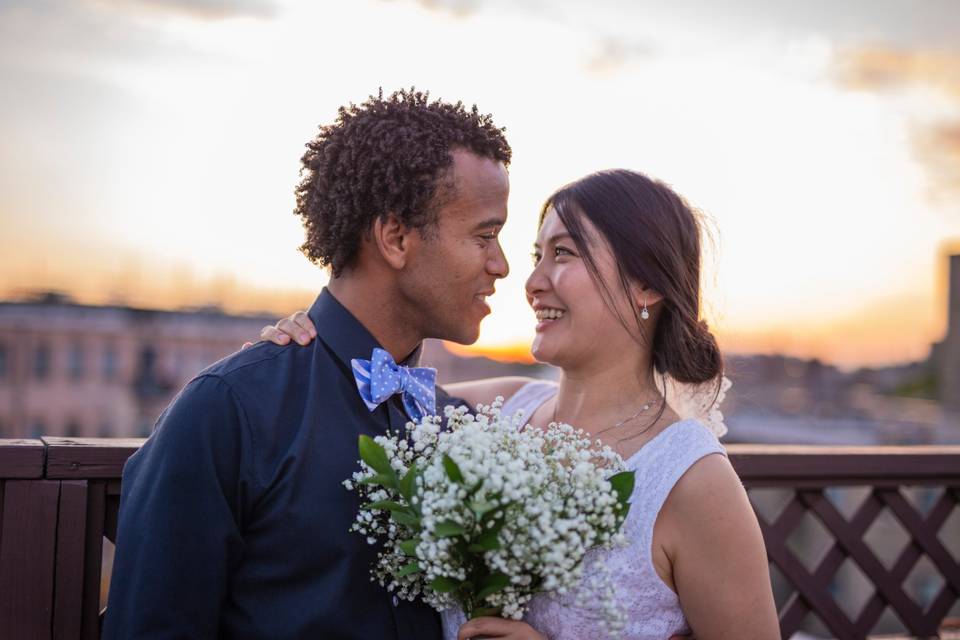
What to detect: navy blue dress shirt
<box><xmin>102</xmin><ymin>289</ymin><xmax>458</xmax><ymax>639</ymax></box>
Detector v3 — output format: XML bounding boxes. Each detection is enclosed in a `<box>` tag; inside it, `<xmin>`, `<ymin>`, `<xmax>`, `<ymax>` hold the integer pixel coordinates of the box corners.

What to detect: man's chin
<box><xmin>442</xmin><ymin>326</ymin><xmax>482</xmax><ymax>346</ymax></box>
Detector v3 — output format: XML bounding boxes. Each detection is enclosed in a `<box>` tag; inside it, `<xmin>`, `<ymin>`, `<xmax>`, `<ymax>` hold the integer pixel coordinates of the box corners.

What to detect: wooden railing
<box><xmin>0</xmin><ymin>439</ymin><xmax>958</xmax><ymax>640</ymax></box>
<box><xmin>0</xmin><ymin>438</ymin><xmax>136</xmax><ymax>640</ymax></box>
<box><xmin>733</xmin><ymin>444</ymin><xmax>960</xmax><ymax>639</ymax></box>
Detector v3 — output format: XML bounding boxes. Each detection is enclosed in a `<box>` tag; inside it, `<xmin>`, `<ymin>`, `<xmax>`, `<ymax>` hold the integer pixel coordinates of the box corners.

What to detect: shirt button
<box><xmin>392</xmin><ymin>595</ymin><xmax>400</xmax><ymax>607</ymax></box>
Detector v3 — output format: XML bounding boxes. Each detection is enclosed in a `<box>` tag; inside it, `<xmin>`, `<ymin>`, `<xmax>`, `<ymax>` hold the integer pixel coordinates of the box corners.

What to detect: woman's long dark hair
<box><xmin>541</xmin><ymin>169</ymin><xmax>723</xmax><ymax>395</ymax></box>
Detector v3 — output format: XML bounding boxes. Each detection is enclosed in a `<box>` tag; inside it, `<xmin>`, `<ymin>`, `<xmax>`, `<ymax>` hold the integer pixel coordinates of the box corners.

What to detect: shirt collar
<box><xmin>309</xmin><ymin>288</ymin><xmax>422</xmax><ymax>371</ymax></box>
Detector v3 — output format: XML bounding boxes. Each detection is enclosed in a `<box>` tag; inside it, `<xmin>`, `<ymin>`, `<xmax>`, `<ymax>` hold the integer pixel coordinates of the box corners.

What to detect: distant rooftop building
<box><xmin>0</xmin><ymin>294</ymin><xmax>275</xmax><ymax>438</ymax></box>
<box><xmin>941</xmin><ymin>254</ymin><xmax>960</xmax><ymax>411</ymax></box>
<box><xmin>0</xmin><ymin>293</ymin><xmax>548</xmax><ymax>439</ymax></box>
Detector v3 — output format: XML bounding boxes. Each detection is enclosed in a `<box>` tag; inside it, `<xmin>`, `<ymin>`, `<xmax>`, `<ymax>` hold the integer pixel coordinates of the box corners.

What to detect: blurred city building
<box><xmin>931</xmin><ymin>253</ymin><xmax>960</xmax><ymax>412</ymax></box>
<box><xmin>1</xmin><ymin>253</ymin><xmax>958</xmax><ymax>446</ymax></box>
<box><xmin>0</xmin><ymin>292</ymin><xmax>547</xmax><ymax>439</ymax></box>
<box><xmin>0</xmin><ymin>292</ymin><xmax>275</xmax><ymax>438</ymax></box>
<box><xmin>723</xmin><ymin>252</ymin><xmax>959</xmax><ymax>446</ymax></box>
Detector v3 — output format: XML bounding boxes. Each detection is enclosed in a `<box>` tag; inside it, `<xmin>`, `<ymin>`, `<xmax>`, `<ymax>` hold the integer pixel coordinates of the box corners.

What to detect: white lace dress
<box><xmin>441</xmin><ymin>381</ymin><xmax>727</xmax><ymax>640</ymax></box>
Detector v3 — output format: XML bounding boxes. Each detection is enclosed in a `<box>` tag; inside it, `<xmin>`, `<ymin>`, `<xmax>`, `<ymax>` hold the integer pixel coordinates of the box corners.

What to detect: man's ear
<box><xmin>371</xmin><ymin>214</ymin><xmax>413</xmax><ymax>270</ymax></box>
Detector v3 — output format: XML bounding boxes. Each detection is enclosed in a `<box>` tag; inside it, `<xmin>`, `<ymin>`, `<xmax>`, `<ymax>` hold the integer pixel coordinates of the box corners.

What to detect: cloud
<box><xmin>583</xmin><ymin>36</ymin><xmax>655</xmax><ymax>76</ymax></box>
<box><xmin>385</xmin><ymin>0</ymin><xmax>659</xmax><ymax>75</ymax></box>
<box><xmin>376</xmin><ymin>0</ymin><xmax>480</xmax><ymax>19</ymax></box>
<box><xmin>836</xmin><ymin>47</ymin><xmax>960</xmax><ymax>96</ymax></box>
<box><xmin>916</xmin><ymin>120</ymin><xmax>960</xmax><ymax>203</ymax></box>
<box><xmin>836</xmin><ymin>47</ymin><xmax>960</xmax><ymax>202</ymax></box>
<box><xmin>0</xmin><ymin>0</ymin><xmax>216</xmax><ymax>76</ymax></box>
<box><xmin>92</xmin><ymin>0</ymin><xmax>279</xmax><ymax>21</ymax></box>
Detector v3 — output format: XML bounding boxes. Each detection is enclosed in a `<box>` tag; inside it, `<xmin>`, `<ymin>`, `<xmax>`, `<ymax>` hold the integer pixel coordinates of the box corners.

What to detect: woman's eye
<box><xmin>554</xmin><ymin>246</ymin><xmax>575</xmax><ymax>257</ymax></box>
<box><xmin>530</xmin><ymin>252</ymin><xmax>542</xmax><ymax>265</ymax></box>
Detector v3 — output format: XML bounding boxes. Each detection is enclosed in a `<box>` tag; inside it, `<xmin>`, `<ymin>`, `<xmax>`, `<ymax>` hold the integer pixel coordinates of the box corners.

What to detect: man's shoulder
<box><xmin>198</xmin><ymin>340</ymin><xmax>341</xmax><ymax>385</ymax></box>
<box><xmin>200</xmin><ymin>341</ymin><xmax>298</xmax><ymax>378</ymax></box>
<box><xmin>150</xmin><ymin>340</ymin><xmax>340</xmax><ymax>446</ymax></box>
<box><xmin>180</xmin><ymin>340</ymin><xmax>347</xmax><ymax>421</ymax></box>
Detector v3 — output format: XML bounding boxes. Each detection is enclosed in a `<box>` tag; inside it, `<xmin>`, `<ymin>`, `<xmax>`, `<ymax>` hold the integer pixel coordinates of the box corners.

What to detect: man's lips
<box><xmin>474</xmin><ymin>290</ymin><xmax>495</xmax><ymax>310</ymax></box>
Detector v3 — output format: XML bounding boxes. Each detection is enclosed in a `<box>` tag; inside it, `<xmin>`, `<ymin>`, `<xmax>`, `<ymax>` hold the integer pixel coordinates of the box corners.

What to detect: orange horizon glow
<box><xmin>0</xmin><ymin>277</ymin><xmax>948</xmax><ymax>371</ymax></box>
<box><xmin>0</xmin><ymin>241</ymin><xmax>953</xmax><ymax>371</ymax></box>
<box><xmin>443</xmin><ymin>341</ymin><xmax>538</xmax><ymax>365</ymax></box>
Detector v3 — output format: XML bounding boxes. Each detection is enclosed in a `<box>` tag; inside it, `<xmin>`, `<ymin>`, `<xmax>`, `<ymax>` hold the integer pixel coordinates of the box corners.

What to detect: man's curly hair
<box><xmin>294</xmin><ymin>88</ymin><xmax>512</xmax><ymax>277</ymax></box>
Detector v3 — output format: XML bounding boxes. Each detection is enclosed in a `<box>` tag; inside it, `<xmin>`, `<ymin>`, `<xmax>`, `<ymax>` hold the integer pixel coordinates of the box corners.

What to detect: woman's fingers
<box><xmin>241</xmin><ymin>341</ymin><xmax>254</xmax><ymax>350</ymax></box>
<box><xmin>277</xmin><ymin>317</ymin><xmax>310</xmax><ymax>344</ymax></box>
<box><xmin>291</xmin><ymin>310</ymin><xmax>316</xmax><ymax>339</ymax></box>
<box><xmin>260</xmin><ymin>324</ymin><xmax>289</xmax><ymax>345</ymax></box>
<box><xmin>458</xmin><ymin>617</ymin><xmax>544</xmax><ymax>640</ymax></box>
<box><xmin>257</xmin><ymin>311</ymin><xmax>315</xmax><ymax>346</ymax></box>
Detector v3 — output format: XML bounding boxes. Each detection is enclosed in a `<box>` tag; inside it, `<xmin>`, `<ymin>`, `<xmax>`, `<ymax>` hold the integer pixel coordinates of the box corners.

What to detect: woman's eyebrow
<box><xmin>534</xmin><ymin>232</ymin><xmax>572</xmax><ymax>248</ymax></box>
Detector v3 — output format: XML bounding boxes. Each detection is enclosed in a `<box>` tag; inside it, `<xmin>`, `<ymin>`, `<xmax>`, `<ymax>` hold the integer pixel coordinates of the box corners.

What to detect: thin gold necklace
<box><xmin>551</xmin><ymin>396</ymin><xmax>660</xmax><ymax>437</ymax></box>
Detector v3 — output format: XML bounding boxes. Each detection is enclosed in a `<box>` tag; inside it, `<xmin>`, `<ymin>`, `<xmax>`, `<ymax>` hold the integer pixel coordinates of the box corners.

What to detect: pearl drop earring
<box><xmin>641</xmin><ymin>295</ymin><xmax>650</xmax><ymax>320</ymax></box>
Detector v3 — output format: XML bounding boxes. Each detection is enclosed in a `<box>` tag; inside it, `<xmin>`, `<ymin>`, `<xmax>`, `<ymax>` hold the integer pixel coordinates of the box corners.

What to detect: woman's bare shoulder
<box><xmin>666</xmin><ymin>453</ymin><xmax>745</xmax><ymax>522</ymax></box>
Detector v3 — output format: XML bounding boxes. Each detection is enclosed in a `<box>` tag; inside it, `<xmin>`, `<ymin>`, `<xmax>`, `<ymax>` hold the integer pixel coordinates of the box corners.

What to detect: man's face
<box><xmin>400</xmin><ymin>149</ymin><xmax>510</xmax><ymax>344</ymax></box>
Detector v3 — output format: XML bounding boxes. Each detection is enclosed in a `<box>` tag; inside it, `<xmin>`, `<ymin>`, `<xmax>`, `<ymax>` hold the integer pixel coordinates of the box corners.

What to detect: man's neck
<box><xmin>327</xmin><ymin>276</ymin><xmax>423</xmax><ymax>363</ymax></box>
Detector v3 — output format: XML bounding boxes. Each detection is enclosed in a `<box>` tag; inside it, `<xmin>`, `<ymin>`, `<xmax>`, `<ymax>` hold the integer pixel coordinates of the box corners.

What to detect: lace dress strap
<box><xmin>630</xmin><ymin>420</ymin><xmax>727</xmax><ymax>567</ymax></box>
<box><xmin>501</xmin><ymin>380</ymin><xmax>558</xmax><ymax>421</ymax></box>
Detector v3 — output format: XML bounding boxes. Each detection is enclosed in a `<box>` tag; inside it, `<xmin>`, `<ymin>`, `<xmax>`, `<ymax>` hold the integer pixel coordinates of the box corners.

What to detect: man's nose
<box><xmin>487</xmin><ymin>241</ymin><xmax>509</xmax><ymax>278</ymax></box>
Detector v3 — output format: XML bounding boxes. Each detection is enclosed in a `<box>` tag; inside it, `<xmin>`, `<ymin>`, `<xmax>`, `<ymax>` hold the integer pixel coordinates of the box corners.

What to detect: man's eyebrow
<box><xmin>472</xmin><ymin>217</ymin><xmax>505</xmax><ymax>231</ymax></box>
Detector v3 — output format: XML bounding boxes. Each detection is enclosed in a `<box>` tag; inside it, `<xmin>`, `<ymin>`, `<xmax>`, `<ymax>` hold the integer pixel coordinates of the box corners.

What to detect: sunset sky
<box><xmin>1</xmin><ymin>0</ymin><xmax>958</xmax><ymax>368</ymax></box>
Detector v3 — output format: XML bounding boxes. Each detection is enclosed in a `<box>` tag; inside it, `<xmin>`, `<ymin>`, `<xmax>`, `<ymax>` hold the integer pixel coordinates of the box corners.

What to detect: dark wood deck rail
<box><xmin>1</xmin><ymin>439</ymin><xmax>958</xmax><ymax>640</ymax></box>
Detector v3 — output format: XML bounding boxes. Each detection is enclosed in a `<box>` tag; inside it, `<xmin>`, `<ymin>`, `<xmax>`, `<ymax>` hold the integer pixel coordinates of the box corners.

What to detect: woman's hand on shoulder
<box><xmin>242</xmin><ymin>310</ymin><xmax>316</xmax><ymax>349</ymax></box>
<box><xmin>457</xmin><ymin>617</ymin><xmax>545</xmax><ymax>640</ymax></box>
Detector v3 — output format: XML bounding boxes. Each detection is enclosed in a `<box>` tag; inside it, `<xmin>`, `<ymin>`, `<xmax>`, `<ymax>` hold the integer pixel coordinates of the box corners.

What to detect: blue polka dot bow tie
<box><xmin>351</xmin><ymin>348</ymin><xmax>437</xmax><ymax>422</ymax></box>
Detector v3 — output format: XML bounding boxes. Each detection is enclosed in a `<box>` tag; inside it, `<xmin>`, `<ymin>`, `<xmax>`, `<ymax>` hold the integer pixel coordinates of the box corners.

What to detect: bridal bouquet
<box><xmin>343</xmin><ymin>399</ymin><xmax>635</xmax><ymax>624</ymax></box>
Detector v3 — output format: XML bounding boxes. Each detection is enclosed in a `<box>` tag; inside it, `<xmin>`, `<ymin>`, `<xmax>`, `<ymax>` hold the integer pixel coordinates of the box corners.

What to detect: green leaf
<box><xmin>485</xmin><ymin>516</ymin><xmax>507</xmax><ymax>538</ymax></box>
<box><xmin>468</xmin><ymin>499</ymin><xmax>497</xmax><ymax>519</ymax></box>
<box><xmin>467</xmin><ymin>526</ymin><xmax>501</xmax><ymax>552</ymax></box>
<box><xmin>609</xmin><ymin>470</ymin><xmax>636</xmax><ymax>505</ymax></box>
<box><xmin>398</xmin><ymin>463</ymin><xmax>418</xmax><ymax>502</ymax></box>
<box><xmin>397</xmin><ymin>561</ymin><xmax>421</xmax><ymax>577</ymax></box>
<box><xmin>442</xmin><ymin>454</ymin><xmax>464</xmax><ymax>483</ymax></box>
<box><xmin>363</xmin><ymin>500</ymin><xmax>407</xmax><ymax>513</ymax></box>
<box><xmin>475</xmin><ymin>572</ymin><xmax>510</xmax><ymax>601</ymax></box>
<box><xmin>467</xmin><ymin>478</ymin><xmax>484</xmax><ymax>496</ymax></box>
<box><xmin>429</xmin><ymin>576</ymin><xmax>460</xmax><ymax>593</ymax></box>
<box><xmin>481</xmin><ymin>500</ymin><xmax>512</xmax><ymax>523</ymax></box>
<box><xmin>359</xmin><ymin>435</ymin><xmax>394</xmax><ymax>476</ymax></box>
<box><xmin>434</xmin><ymin>520</ymin><xmax>467</xmax><ymax>538</ymax></box>
<box><xmin>391</xmin><ymin>510</ymin><xmax>421</xmax><ymax>528</ymax></box>
<box><xmin>358</xmin><ymin>473</ymin><xmax>397</xmax><ymax>490</ymax></box>
<box><xmin>471</xmin><ymin>606</ymin><xmax>501</xmax><ymax>619</ymax></box>
<box><xmin>399</xmin><ymin>538</ymin><xmax>419</xmax><ymax>556</ymax></box>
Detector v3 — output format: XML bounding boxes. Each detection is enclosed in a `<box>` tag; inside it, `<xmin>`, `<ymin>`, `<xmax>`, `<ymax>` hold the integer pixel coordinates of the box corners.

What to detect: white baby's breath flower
<box><xmin>343</xmin><ymin>397</ymin><xmax>634</xmax><ymax>628</ymax></box>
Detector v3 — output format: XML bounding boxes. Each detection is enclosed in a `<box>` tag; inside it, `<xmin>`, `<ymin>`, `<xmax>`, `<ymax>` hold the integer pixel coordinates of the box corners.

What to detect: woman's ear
<box><xmin>371</xmin><ymin>214</ymin><xmax>412</xmax><ymax>270</ymax></box>
<box><xmin>636</xmin><ymin>286</ymin><xmax>664</xmax><ymax>311</ymax></box>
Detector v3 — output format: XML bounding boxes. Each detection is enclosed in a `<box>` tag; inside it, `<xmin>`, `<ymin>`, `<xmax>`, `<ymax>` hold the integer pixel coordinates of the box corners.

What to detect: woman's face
<box><xmin>525</xmin><ymin>207</ymin><xmax>640</xmax><ymax>369</ymax></box>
